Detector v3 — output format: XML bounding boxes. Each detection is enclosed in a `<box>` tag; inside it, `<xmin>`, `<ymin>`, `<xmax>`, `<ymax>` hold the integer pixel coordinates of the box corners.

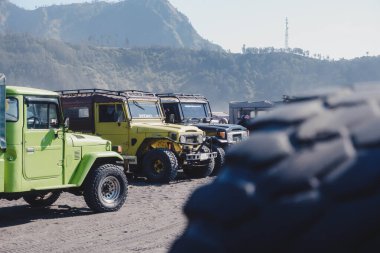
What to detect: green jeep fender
<box><xmin>69</xmin><ymin>151</ymin><xmax>123</xmax><ymax>186</ymax></box>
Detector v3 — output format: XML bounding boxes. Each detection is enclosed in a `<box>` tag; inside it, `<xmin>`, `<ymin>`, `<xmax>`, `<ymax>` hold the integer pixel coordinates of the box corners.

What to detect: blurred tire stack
<box><xmin>170</xmin><ymin>88</ymin><xmax>380</xmax><ymax>253</ymax></box>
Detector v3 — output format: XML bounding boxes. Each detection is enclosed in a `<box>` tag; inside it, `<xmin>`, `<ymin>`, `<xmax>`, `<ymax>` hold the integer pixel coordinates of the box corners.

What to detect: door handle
<box><xmin>26</xmin><ymin>147</ymin><xmax>35</xmax><ymax>153</ymax></box>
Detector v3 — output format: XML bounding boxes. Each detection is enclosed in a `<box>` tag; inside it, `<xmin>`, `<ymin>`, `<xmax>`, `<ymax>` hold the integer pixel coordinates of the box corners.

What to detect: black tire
<box><xmin>171</xmin><ymin>89</ymin><xmax>380</xmax><ymax>253</ymax></box>
<box><xmin>210</xmin><ymin>146</ymin><xmax>225</xmax><ymax>176</ymax></box>
<box><xmin>23</xmin><ymin>191</ymin><xmax>61</xmax><ymax>207</ymax></box>
<box><xmin>142</xmin><ymin>148</ymin><xmax>178</xmax><ymax>183</ymax></box>
<box><xmin>183</xmin><ymin>146</ymin><xmax>215</xmax><ymax>178</ymax></box>
<box><xmin>83</xmin><ymin>164</ymin><xmax>128</xmax><ymax>212</ymax></box>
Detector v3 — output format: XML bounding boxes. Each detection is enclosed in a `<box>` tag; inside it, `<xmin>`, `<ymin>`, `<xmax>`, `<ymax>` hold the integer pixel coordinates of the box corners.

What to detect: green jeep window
<box><xmin>6</xmin><ymin>97</ymin><xmax>18</xmax><ymax>122</ymax></box>
<box><xmin>27</xmin><ymin>102</ymin><xmax>59</xmax><ymax>129</ymax></box>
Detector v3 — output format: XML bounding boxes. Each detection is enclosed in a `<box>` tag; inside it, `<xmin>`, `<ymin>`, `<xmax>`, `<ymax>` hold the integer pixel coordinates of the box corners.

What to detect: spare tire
<box><xmin>170</xmin><ymin>89</ymin><xmax>380</xmax><ymax>253</ymax></box>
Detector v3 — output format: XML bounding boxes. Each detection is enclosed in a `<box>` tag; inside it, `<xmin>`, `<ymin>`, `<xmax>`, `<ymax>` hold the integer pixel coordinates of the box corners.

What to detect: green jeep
<box><xmin>59</xmin><ymin>89</ymin><xmax>217</xmax><ymax>183</ymax></box>
<box><xmin>0</xmin><ymin>75</ymin><xmax>128</xmax><ymax>212</ymax></box>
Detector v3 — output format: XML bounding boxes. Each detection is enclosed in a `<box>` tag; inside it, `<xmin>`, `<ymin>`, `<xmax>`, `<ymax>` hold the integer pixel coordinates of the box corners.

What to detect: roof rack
<box><xmin>157</xmin><ymin>93</ymin><xmax>207</xmax><ymax>101</ymax></box>
<box><xmin>57</xmin><ymin>89</ymin><xmax>157</xmax><ymax>99</ymax></box>
<box><xmin>229</xmin><ymin>100</ymin><xmax>276</xmax><ymax>109</ymax></box>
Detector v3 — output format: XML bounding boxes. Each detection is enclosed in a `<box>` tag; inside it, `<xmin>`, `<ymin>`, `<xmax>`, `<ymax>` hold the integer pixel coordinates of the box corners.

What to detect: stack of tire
<box><xmin>170</xmin><ymin>88</ymin><xmax>380</xmax><ymax>253</ymax></box>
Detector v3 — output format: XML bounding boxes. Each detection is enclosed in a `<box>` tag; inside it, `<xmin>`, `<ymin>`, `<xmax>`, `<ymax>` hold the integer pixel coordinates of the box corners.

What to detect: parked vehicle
<box><xmin>159</xmin><ymin>93</ymin><xmax>248</xmax><ymax>174</ymax></box>
<box><xmin>59</xmin><ymin>89</ymin><xmax>216</xmax><ymax>183</ymax></box>
<box><xmin>229</xmin><ymin>100</ymin><xmax>276</xmax><ymax>124</ymax></box>
<box><xmin>0</xmin><ymin>75</ymin><xmax>127</xmax><ymax>212</ymax></box>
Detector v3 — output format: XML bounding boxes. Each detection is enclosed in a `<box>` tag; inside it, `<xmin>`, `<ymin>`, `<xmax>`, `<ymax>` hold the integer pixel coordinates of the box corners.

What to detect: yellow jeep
<box><xmin>59</xmin><ymin>89</ymin><xmax>216</xmax><ymax>183</ymax></box>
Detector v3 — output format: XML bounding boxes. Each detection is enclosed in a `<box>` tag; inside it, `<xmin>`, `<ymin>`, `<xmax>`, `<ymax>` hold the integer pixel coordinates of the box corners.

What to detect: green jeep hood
<box><xmin>133</xmin><ymin>122</ymin><xmax>202</xmax><ymax>134</ymax></box>
<box><xmin>68</xmin><ymin>133</ymin><xmax>109</xmax><ymax>147</ymax></box>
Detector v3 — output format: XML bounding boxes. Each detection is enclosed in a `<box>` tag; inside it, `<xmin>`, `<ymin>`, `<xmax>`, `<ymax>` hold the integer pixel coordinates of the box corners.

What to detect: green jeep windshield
<box><xmin>128</xmin><ymin>100</ymin><xmax>161</xmax><ymax>118</ymax></box>
<box><xmin>181</xmin><ymin>103</ymin><xmax>210</xmax><ymax>119</ymax></box>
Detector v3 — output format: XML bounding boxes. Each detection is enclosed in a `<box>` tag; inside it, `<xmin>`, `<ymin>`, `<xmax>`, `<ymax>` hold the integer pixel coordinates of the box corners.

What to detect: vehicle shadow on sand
<box><xmin>129</xmin><ymin>171</ymin><xmax>202</xmax><ymax>187</ymax></box>
<box><xmin>0</xmin><ymin>204</ymin><xmax>93</xmax><ymax>228</ymax></box>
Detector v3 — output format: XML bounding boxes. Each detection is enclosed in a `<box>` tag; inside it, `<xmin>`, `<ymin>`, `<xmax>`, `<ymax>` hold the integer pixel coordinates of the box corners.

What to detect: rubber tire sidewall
<box><xmin>210</xmin><ymin>146</ymin><xmax>225</xmax><ymax>176</ymax></box>
<box><xmin>142</xmin><ymin>149</ymin><xmax>178</xmax><ymax>183</ymax></box>
<box><xmin>83</xmin><ymin>164</ymin><xmax>128</xmax><ymax>213</ymax></box>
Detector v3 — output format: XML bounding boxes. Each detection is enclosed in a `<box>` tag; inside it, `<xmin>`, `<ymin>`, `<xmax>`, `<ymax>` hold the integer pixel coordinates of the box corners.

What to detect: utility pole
<box><xmin>285</xmin><ymin>17</ymin><xmax>289</xmax><ymax>51</ymax></box>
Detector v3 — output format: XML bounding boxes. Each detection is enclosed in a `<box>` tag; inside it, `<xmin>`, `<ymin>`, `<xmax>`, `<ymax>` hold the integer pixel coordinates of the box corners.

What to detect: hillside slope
<box><xmin>0</xmin><ymin>0</ymin><xmax>221</xmax><ymax>51</ymax></box>
<box><xmin>1</xmin><ymin>34</ymin><xmax>380</xmax><ymax>110</ymax></box>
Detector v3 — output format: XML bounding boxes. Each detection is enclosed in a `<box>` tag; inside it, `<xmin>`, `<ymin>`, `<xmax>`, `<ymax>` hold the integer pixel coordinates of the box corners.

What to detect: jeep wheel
<box><xmin>183</xmin><ymin>146</ymin><xmax>215</xmax><ymax>178</ymax></box>
<box><xmin>23</xmin><ymin>191</ymin><xmax>61</xmax><ymax>207</ymax></box>
<box><xmin>170</xmin><ymin>89</ymin><xmax>380</xmax><ymax>253</ymax></box>
<box><xmin>210</xmin><ymin>146</ymin><xmax>225</xmax><ymax>176</ymax></box>
<box><xmin>142</xmin><ymin>149</ymin><xmax>178</xmax><ymax>183</ymax></box>
<box><xmin>83</xmin><ymin>164</ymin><xmax>128</xmax><ymax>212</ymax></box>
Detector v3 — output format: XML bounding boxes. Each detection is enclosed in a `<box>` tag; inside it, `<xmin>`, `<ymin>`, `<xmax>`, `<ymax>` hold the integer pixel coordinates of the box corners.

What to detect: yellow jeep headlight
<box><xmin>197</xmin><ymin>134</ymin><xmax>203</xmax><ymax>144</ymax></box>
<box><xmin>180</xmin><ymin>135</ymin><xmax>186</xmax><ymax>143</ymax></box>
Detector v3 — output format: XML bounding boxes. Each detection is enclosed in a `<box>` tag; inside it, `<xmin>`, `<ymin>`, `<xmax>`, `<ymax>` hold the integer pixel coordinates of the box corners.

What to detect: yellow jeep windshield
<box><xmin>128</xmin><ymin>100</ymin><xmax>161</xmax><ymax>118</ymax></box>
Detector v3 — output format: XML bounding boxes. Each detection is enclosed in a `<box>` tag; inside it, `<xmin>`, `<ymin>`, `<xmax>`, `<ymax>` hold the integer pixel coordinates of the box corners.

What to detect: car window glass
<box><xmin>99</xmin><ymin>104</ymin><xmax>119</xmax><ymax>122</ymax></box>
<box><xmin>49</xmin><ymin>104</ymin><xmax>59</xmax><ymax>128</ymax></box>
<box><xmin>128</xmin><ymin>101</ymin><xmax>161</xmax><ymax>118</ymax></box>
<box><xmin>5</xmin><ymin>97</ymin><xmax>18</xmax><ymax>122</ymax></box>
<box><xmin>27</xmin><ymin>103</ymin><xmax>59</xmax><ymax>129</ymax></box>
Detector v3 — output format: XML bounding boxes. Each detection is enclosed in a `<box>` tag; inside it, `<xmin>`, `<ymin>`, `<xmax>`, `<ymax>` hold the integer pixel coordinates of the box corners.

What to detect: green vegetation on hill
<box><xmin>1</xmin><ymin>34</ymin><xmax>380</xmax><ymax>111</ymax></box>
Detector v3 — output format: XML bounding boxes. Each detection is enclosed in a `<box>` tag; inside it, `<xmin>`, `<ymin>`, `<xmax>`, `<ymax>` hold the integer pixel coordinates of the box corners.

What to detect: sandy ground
<box><xmin>0</xmin><ymin>175</ymin><xmax>213</xmax><ymax>253</ymax></box>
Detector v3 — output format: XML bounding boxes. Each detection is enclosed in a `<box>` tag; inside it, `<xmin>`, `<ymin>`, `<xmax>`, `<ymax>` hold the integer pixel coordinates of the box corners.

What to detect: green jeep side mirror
<box><xmin>64</xmin><ymin>117</ymin><xmax>70</xmax><ymax>129</ymax></box>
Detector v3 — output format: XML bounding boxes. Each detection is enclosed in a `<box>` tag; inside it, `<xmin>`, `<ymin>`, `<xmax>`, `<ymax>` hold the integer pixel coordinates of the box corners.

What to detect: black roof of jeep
<box><xmin>58</xmin><ymin>89</ymin><xmax>157</xmax><ymax>101</ymax></box>
<box><xmin>157</xmin><ymin>93</ymin><xmax>208</xmax><ymax>103</ymax></box>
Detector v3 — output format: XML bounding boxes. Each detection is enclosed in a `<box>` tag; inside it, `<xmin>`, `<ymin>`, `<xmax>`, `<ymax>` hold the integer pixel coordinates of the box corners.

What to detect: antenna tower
<box><xmin>285</xmin><ymin>17</ymin><xmax>289</xmax><ymax>51</ymax></box>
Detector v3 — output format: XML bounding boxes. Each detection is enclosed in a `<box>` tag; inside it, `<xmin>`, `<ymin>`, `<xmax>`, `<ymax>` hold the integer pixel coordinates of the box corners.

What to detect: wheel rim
<box><xmin>153</xmin><ymin>159</ymin><xmax>164</xmax><ymax>174</ymax></box>
<box><xmin>98</xmin><ymin>176</ymin><xmax>121</xmax><ymax>205</ymax></box>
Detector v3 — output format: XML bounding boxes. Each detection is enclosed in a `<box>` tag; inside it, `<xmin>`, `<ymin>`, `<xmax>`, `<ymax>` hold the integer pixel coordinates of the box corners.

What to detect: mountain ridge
<box><xmin>1</xmin><ymin>34</ymin><xmax>380</xmax><ymax>111</ymax></box>
<box><xmin>0</xmin><ymin>0</ymin><xmax>222</xmax><ymax>51</ymax></box>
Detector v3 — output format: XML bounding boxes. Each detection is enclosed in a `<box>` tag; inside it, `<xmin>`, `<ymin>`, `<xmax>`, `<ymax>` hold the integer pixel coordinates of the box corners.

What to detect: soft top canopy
<box><xmin>58</xmin><ymin>89</ymin><xmax>158</xmax><ymax>101</ymax></box>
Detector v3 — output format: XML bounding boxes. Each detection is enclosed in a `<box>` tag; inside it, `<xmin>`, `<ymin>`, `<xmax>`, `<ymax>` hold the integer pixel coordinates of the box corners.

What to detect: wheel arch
<box><xmin>136</xmin><ymin>137</ymin><xmax>180</xmax><ymax>160</ymax></box>
<box><xmin>69</xmin><ymin>152</ymin><xmax>123</xmax><ymax>186</ymax></box>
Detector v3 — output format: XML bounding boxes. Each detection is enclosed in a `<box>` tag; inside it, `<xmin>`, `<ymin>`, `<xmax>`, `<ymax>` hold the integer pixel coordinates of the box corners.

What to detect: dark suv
<box><xmin>158</xmin><ymin>93</ymin><xmax>248</xmax><ymax>174</ymax></box>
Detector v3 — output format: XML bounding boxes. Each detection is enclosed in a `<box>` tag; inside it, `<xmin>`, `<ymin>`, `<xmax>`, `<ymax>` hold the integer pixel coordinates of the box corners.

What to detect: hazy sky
<box><xmin>8</xmin><ymin>0</ymin><xmax>380</xmax><ymax>59</ymax></box>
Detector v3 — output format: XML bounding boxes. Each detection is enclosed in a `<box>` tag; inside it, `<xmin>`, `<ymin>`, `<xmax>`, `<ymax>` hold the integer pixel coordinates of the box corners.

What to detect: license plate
<box><xmin>233</xmin><ymin>137</ymin><xmax>242</xmax><ymax>142</ymax></box>
<box><xmin>200</xmin><ymin>153</ymin><xmax>209</xmax><ymax>160</ymax></box>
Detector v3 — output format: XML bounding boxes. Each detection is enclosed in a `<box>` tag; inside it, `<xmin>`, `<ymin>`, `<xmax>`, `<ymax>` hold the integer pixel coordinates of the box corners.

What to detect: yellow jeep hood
<box><xmin>133</xmin><ymin>122</ymin><xmax>202</xmax><ymax>134</ymax></box>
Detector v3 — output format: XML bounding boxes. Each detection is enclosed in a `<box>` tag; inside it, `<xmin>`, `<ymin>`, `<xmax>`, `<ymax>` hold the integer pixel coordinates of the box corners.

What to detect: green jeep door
<box><xmin>23</xmin><ymin>97</ymin><xmax>63</xmax><ymax>180</ymax></box>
